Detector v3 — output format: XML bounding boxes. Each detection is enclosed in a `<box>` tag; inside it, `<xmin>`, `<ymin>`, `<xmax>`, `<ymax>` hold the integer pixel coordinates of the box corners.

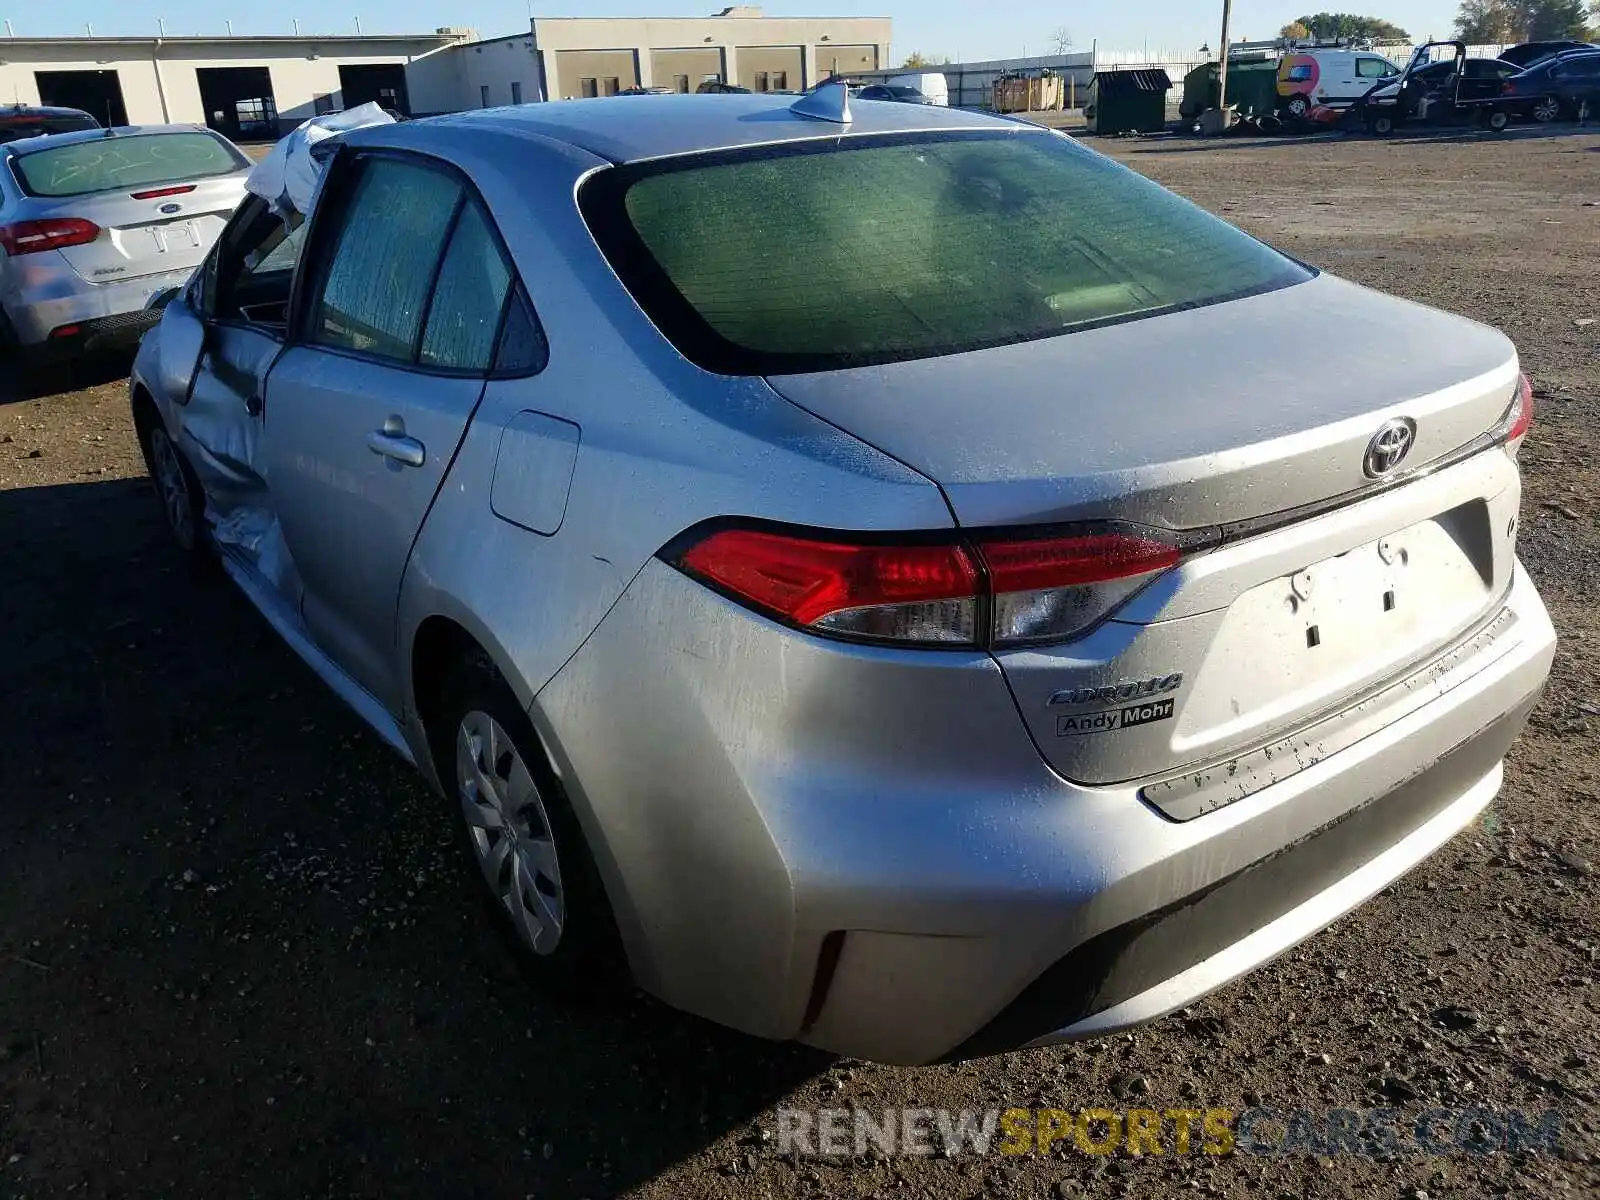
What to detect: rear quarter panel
<box><xmin>392</xmin><ymin>124</ymin><xmax>953</xmax><ymax>717</ymax></box>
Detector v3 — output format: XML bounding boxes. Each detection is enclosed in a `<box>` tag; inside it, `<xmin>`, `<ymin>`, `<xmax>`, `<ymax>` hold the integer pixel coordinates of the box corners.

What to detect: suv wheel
<box><xmin>433</xmin><ymin>655</ymin><xmax>627</xmax><ymax>991</ymax></box>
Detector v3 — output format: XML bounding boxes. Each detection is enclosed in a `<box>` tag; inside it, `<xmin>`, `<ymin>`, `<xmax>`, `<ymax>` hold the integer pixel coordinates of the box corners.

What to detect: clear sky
<box><xmin>17</xmin><ymin>1</ymin><xmax>1465</xmax><ymax>61</ymax></box>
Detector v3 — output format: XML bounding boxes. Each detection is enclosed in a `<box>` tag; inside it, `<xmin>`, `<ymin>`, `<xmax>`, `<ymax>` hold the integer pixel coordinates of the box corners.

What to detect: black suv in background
<box><xmin>0</xmin><ymin>104</ymin><xmax>100</xmax><ymax>144</ymax></box>
<box><xmin>1498</xmin><ymin>40</ymin><xmax>1599</xmax><ymax>69</ymax></box>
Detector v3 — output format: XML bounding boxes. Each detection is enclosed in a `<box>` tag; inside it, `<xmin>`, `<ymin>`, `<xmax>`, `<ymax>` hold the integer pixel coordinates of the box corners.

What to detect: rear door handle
<box><xmin>367</xmin><ymin>429</ymin><xmax>426</xmax><ymax>468</ymax></box>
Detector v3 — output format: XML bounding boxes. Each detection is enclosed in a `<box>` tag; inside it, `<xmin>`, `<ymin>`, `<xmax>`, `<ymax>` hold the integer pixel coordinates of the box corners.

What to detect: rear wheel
<box><xmin>1531</xmin><ymin>95</ymin><xmax>1561</xmax><ymax>123</ymax></box>
<box><xmin>432</xmin><ymin>655</ymin><xmax>627</xmax><ymax>993</ymax></box>
<box><xmin>1283</xmin><ymin>94</ymin><xmax>1313</xmax><ymax>120</ymax></box>
<box><xmin>1486</xmin><ymin>108</ymin><xmax>1510</xmax><ymax>132</ymax></box>
<box><xmin>1371</xmin><ymin>113</ymin><xmax>1396</xmax><ymax>136</ymax></box>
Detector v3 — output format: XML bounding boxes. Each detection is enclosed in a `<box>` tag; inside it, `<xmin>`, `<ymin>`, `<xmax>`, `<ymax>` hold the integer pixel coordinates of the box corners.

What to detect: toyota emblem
<box><xmin>1364</xmin><ymin>418</ymin><xmax>1416</xmax><ymax>478</ymax></box>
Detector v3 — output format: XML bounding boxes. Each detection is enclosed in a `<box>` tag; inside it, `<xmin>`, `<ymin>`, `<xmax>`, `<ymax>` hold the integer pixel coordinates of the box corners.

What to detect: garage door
<box><xmin>554</xmin><ymin>50</ymin><xmax>640</xmax><ymax>99</ymax></box>
<box><xmin>738</xmin><ymin>47</ymin><xmax>804</xmax><ymax>93</ymax></box>
<box><xmin>652</xmin><ymin>48</ymin><xmax>725</xmax><ymax>92</ymax></box>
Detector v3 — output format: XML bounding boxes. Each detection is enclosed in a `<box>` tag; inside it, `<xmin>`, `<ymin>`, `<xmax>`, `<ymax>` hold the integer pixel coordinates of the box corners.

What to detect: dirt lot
<box><xmin>2</xmin><ymin>127</ymin><xmax>1599</xmax><ymax>1200</ymax></box>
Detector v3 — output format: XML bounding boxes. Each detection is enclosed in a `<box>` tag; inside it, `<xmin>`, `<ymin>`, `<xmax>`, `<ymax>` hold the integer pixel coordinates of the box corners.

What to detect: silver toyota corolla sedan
<box><xmin>130</xmin><ymin>89</ymin><xmax>1555</xmax><ymax>1065</ymax></box>
<box><xmin>1</xmin><ymin>124</ymin><xmax>250</xmax><ymax>364</ymax></box>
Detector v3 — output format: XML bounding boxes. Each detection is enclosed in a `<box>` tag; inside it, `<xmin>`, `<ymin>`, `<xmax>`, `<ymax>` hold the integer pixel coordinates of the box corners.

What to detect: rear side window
<box><xmin>581</xmin><ymin>130</ymin><xmax>1313</xmax><ymax>375</ymax></box>
<box><xmin>11</xmin><ymin>131</ymin><xmax>245</xmax><ymax>197</ymax></box>
<box><xmin>311</xmin><ymin>158</ymin><xmax>463</xmax><ymax>362</ymax></box>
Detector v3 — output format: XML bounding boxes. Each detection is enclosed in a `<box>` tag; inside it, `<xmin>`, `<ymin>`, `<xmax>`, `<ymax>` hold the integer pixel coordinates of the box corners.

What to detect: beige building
<box><xmin>405</xmin><ymin>6</ymin><xmax>893</xmax><ymax>112</ymax></box>
<box><xmin>0</xmin><ymin>32</ymin><xmax>472</xmax><ymax>139</ymax></box>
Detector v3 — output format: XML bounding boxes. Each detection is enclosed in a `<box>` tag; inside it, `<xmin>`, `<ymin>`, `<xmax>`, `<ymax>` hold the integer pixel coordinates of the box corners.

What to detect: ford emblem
<box><xmin>159</xmin><ymin>202</ymin><xmax>182</xmax><ymax>214</ymax></box>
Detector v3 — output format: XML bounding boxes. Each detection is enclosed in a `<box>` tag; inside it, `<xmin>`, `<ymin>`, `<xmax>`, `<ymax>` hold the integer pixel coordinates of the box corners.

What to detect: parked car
<box><xmin>854</xmin><ymin>83</ymin><xmax>937</xmax><ymax>105</ymax></box>
<box><xmin>131</xmin><ymin>88</ymin><xmax>1554</xmax><ymax>1066</ymax></box>
<box><xmin>886</xmin><ymin>71</ymin><xmax>951</xmax><ymax>106</ymax></box>
<box><xmin>1276</xmin><ymin>48</ymin><xmax>1403</xmax><ymax>117</ymax></box>
<box><xmin>1498</xmin><ymin>51</ymin><xmax>1600</xmax><ymax>122</ymax></box>
<box><xmin>617</xmin><ymin>86</ymin><xmax>675</xmax><ymax>96</ymax></box>
<box><xmin>0</xmin><ymin>104</ymin><xmax>101</xmax><ymax>144</ymax></box>
<box><xmin>1358</xmin><ymin>50</ymin><xmax>1525</xmax><ymax>133</ymax></box>
<box><xmin>695</xmin><ymin>80</ymin><xmax>751</xmax><ymax>94</ymax></box>
<box><xmin>0</xmin><ymin>123</ymin><xmax>251</xmax><ymax>365</ymax></box>
<box><xmin>1497</xmin><ymin>39</ymin><xmax>1599</xmax><ymax>68</ymax></box>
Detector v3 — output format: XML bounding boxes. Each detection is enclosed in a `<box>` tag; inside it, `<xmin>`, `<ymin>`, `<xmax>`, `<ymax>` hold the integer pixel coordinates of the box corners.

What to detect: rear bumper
<box><xmin>12</xmin><ymin>309</ymin><xmax>163</xmax><ymax>363</ymax></box>
<box><xmin>533</xmin><ymin>557</ymin><xmax>1555</xmax><ymax>1065</ymax></box>
<box><xmin>3</xmin><ymin>262</ymin><xmax>192</xmax><ymax>349</ymax></box>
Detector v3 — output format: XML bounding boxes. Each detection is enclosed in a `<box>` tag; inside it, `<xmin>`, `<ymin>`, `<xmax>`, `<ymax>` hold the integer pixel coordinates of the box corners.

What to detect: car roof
<box><xmin>0</xmin><ymin>123</ymin><xmax>219</xmax><ymax>156</ymax></box>
<box><xmin>405</xmin><ymin>92</ymin><xmax>1017</xmax><ymax>165</ymax></box>
<box><xmin>0</xmin><ymin>104</ymin><xmax>96</xmax><ymax>119</ymax></box>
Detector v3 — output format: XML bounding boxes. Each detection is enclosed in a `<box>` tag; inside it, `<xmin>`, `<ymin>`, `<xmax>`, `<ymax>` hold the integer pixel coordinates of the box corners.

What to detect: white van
<box><xmin>1275</xmin><ymin>48</ymin><xmax>1403</xmax><ymax>115</ymax></box>
<box><xmin>888</xmin><ymin>71</ymin><xmax>950</xmax><ymax>106</ymax></box>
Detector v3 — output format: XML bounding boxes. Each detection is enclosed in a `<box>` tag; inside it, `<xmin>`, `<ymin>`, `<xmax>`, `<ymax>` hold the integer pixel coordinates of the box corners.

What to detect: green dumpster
<box><xmin>1178</xmin><ymin>58</ymin><xmax>1281</xmax><ymax>121</ymax></box>
<box><xmin>1083</xmin><ymin>69</ymin><xmax>1172</xmax><ymax>134</ymax></box>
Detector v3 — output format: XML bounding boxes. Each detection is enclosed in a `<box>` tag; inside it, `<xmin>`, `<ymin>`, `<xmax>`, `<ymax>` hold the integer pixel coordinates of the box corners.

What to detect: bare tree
<box><xmin>1049</xmin><ymin>26</ymin><xmax>1074</xmax><ymax>55</ymax></box>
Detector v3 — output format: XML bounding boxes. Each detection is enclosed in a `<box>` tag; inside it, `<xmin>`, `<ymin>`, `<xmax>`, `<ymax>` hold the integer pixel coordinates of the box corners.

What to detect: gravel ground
<box><xmin>2</xmin><ymin>126</ymin><xmax>1598</xmax><ymax>1200</ymax></box>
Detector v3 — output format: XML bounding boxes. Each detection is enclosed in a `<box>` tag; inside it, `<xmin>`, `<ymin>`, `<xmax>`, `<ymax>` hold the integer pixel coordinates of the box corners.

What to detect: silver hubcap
<box><xmin>149</xmin><ymin>427</ymin><xmax>193</xmax><ymax>548</ymax></box>
<box><xmin>1534</xmin><ymin>98</ymin><xmax>1558</xmax><ymax>121</ymax></box>
<box><xmin>457</xmin><ymin>711</ymin><xmax>564</xmax><ymax>955</ymax></box>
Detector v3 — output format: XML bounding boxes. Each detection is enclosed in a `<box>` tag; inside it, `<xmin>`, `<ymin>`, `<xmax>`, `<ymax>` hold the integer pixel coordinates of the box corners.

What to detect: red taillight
<box><xmin>1497</xmin><ymin>372</ymin><xmax>1534</xmax><ymax>458</ymax></box>
<box><xmin>680</xmin><ymin>529</ymin><xmax>981</xmax><ymax>644</ymax></box>
<box><xmin>978</xmin><ymin>534</ymin><xmax>1182</xmax><ymax>592</ymax></box>
<box><xmin>130</xmin><ymin>184</ymin><xmax>196</xmax><ymax>200</ymax></box>
<box><xmin>0</xmin><ymin>217</ymin><xmax>100</xmax><ymax>256</ymax></box>
<box><xmin>675</xmin><ymin>525</ymin><xmax>1186</xmax><ymax>648</ymax></box>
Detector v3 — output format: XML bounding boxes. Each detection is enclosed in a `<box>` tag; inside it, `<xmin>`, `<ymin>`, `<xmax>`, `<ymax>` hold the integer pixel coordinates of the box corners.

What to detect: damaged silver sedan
<box><xmin>130</xmin><ymin>90</ymin><xmax>1555</xmax><ymax>1065</ymax></box>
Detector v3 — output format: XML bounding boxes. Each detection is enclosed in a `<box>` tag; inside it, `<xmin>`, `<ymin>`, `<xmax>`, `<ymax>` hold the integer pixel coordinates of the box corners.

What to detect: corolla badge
<box><xmin>158</xmin><ymin>202</ymin><xmax>182</xmax><ymax>214</ymax></box>
<box><xmin>1048</xmin><ymin>673</ymin><xmax>1184</xmax><ymax>708</ymax></box>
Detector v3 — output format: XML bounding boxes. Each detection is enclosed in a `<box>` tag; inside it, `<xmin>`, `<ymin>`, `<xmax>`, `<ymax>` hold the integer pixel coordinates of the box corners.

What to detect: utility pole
<box><xmin>1216</xmin><ymin>0</ymin><xmax>1233</xmax><ymax>114</ymax></box>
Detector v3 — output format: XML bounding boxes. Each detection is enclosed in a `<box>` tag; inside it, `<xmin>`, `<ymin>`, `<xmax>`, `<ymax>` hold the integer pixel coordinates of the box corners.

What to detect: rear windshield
<box><xmin>12</xmin><ymin>131</ymin><xmax>245</xmax><ymax>198</ymax></box>
<box><xmin>580</xmin><ymin>130</ymin><xmax>1313</xmax><ymax>375</ymax></box>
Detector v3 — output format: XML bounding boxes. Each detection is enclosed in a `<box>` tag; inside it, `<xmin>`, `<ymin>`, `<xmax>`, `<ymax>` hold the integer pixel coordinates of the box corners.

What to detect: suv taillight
<box><xmin>1494</xmin><ymin>372</ymin><xmax>1534</xmax><ymax>460</ymax></box>
<box><xmin>674</xmin><ymin>523</ymin><xmax>1190</xmax><ymax>649</ymax></box>
<box><xmin>0</xmin><ymin>217</ymin><xmax>99</xmax><ymax>256</ymax></box>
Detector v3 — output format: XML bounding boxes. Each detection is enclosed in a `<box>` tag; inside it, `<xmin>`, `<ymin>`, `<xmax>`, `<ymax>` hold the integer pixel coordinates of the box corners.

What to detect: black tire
<box><xmin>1372</xmin><ymin>113</ymin><xmax>1396</xmax><ymax>136</ymax></box>
<box><xmin>430</xmin><ymin>652</ymin><xmax>628</xmax><ymax>997</ymax></box>
<box><xmin>1486</xmin><ymin>109</ymin><xmax>1510</xmax><ymax>132</ymax></box>
<box><xmin>1284</xmin><ymin>94</ymin><xmax>1312</xmax><ymax>120</ymax></box>
<box><xmin>1531</xmin><ymin>95</ymin><xmax>1561</xmax><ymax>123</ymax></box>
<box><xmin>137</xmin><ymin>415</ymin><xmax>211</xmax><ymax>561</ymax></box>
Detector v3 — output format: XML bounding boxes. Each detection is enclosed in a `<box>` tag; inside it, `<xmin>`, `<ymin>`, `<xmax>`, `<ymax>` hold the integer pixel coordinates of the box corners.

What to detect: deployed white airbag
<box><xmin>244</xmin><ymin>101</ymin><xmax>395</xmax><ymax>218</ymax></box>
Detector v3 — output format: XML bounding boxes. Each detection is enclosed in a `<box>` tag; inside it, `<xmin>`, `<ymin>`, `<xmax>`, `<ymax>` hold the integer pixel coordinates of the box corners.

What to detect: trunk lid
<box><xmin>45</xmin><ymin>176</ymin><xmax>246</xmax><ymax>284</ymax></box>
<box><xmin>766</xmin><ymin>272</ymin><xmax>1525</xmax><ymax>788</ymax></box>
<box><xmin>766</xmin><ymin>273</ymin><xmax>1516</xmax><ymax>530</ymax></box>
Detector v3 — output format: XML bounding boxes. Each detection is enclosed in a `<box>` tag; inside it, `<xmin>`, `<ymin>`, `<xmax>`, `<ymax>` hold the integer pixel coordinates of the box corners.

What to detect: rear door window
<box><xmin>308</xmin><ymin>158</ymin><xmax>463</xmax><ymax>363</ymax></box>
<box><xmin>418</xmin><ymin>201</ymin><xmax>513</xmax><ymax>371</ymax></box>
<box><xmin>11</xmin><ymin>131</ymin><xmax>246</xmax><ymax>197</ymax></box>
